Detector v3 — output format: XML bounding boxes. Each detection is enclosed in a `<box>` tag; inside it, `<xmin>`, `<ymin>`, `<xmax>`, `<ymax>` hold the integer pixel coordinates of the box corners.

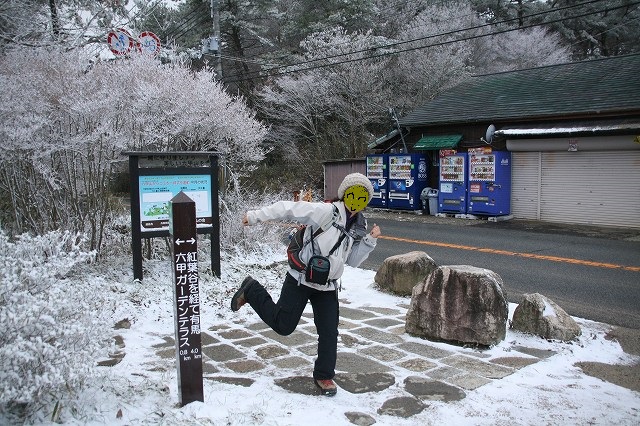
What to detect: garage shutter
<box><xmin>540</xmin><ymin>151</ymin><xmax>640</xmax><ymax>228</ymax></box>
<box><xmin>511</xmin><ymin>152</ymin><xmax>540</xmax><ymax>220</ymax></box>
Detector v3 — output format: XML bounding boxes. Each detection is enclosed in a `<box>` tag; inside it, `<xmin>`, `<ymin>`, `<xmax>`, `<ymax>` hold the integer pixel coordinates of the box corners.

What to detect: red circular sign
<box><xmin>107</xmin><ymin>28</ymin><xmax>134</xmax><ymax>56</ymax></box>
<box><xmin>138</xmin><ymin>31</ymin><xmax>161</xmax><ymax>56</ymax></box>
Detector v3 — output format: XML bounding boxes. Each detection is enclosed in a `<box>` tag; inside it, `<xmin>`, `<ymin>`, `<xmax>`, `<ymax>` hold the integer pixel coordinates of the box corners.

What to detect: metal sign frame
<box><xmin>125</xmin><ymin>151</ymin><xmax>221</xmax><ymax>281</ymax></box>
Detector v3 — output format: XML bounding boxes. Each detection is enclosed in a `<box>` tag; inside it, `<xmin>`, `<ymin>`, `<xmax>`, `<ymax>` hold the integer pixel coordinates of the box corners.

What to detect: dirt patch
<box><xmin>575</xmin><ymin>326</ymin><xmax>640</xmax><ymax>392</ymax></box>
<box><xmin>605</xmin><ymin>326</ymin><xmax>640</xmax><ymax>356</ymax></box>
<box><xmin>574</xmin><ymin>361</ymin><xmax>640</xmax><ymax>392</ymax></box>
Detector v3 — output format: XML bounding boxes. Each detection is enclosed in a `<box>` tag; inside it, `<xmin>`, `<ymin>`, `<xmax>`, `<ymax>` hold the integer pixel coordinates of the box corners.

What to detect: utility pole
<box><xmin>210</xmin><ymin>0</ymin><xmax>222</xmax><ymax>79</ymax></box>
<box><xmin>389</xmin><ymin>108</ymin><xmax>408</xmax><ymax>153</ymax></box>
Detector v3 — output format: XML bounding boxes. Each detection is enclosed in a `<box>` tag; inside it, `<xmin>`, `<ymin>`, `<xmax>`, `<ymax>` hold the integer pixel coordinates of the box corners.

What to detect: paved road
<box><xmin>361</xmin><ymin>211</ymin><xmax>640</xmax><ymax>329</ymax></box>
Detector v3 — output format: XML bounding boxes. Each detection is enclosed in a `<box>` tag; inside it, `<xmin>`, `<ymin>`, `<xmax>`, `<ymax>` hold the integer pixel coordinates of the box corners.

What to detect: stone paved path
<box><xmin>141</xmin><ymin>299</ymin><xmax>556</xmax><ymax>422</ymax></box>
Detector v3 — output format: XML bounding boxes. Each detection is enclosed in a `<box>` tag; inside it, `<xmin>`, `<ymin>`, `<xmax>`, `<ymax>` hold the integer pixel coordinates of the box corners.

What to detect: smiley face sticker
<box><xmin>343</xmin><ymin>185</ymin><xmax>370</xmax><ymax>212</ymax></box>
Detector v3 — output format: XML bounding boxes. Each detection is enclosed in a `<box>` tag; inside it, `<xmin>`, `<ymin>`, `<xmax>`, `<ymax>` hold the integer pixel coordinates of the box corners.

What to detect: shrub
<box><xmin>0</xmin><ymin>229</ymin><xmax>111</xmax><ymax>422</ymax></box>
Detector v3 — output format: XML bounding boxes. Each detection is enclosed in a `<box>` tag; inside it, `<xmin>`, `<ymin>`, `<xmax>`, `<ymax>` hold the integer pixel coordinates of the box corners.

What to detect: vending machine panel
<box><xmin>438</xmin><ymin>151</ymin><xmax>467</xmax><ymax>214</ymax></box>
<box><xmin>387</xmin><ymin>154</ymin><xmax>428</xmax><ymax>210</ymax></box>
<box><xmin>467</xmin><ymin>149</ymin><xmax>511</xmax><ymax>216</ymax></box>
<box><xmin>366</xmin><ymin>154</ymin><xmax>388</xmax><ymax>208</ymax></box>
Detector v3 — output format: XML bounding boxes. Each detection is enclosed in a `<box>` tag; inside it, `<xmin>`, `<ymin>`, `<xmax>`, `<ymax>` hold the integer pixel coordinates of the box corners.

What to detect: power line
<box><xmin>164</xmin><ymin>7</ymin><xmax>206</xmax><ymax>42</ymax></box>
<box><xmin>223</xmin><ymin>0</ymin><xmax>618</xmax><ymax>83</ymax></box>
<box><xmin>224</xmin><ymin>0</ymin><xmax>608</xmax><ymax>82</ymax></box>
<box><xmin>217</xmin><ymin>0</ymin><xmax>486</xmax><ymax>68</ymax></box>
<box><xmin>171</xmin><ymin>15</ymin><xmax>211</xmax><ymax>43</ymax></box>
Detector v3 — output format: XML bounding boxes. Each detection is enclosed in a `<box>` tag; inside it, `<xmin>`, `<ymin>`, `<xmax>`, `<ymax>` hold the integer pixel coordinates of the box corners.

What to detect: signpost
<box><xmin>170</xmin><ymin>192</ymin><xmax>203</xmax><ymax>406</ymax></box>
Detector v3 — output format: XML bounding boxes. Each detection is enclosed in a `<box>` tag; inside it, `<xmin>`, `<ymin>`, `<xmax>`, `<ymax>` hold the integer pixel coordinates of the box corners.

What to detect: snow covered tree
<box><xmin>0</xmin><ymin>0</ymin><xmax>133</xmax><ymax>52</ymax></box>
<box><xmin>474</xmin><ymin>26</ymin><xmax>571</xmax><ymax>73</ymax></box>
<box><xmin>256</xmin><ymin>27</ymin><xmax>394</xmax><ymax>185</ymax></box>
<box><xmin>543</xmin><ymin>0</ymin><xmax>640</xmax><ymax>59</ymax></box>
<box><xmin>387</xmin><ymin>3</ymin><xmax>480</xmax><ymax>111</ymax></box>
<box><xmin>0</xmin><ymin>48</ymin><xmax>267</xmax><ymax>251</ymax></box>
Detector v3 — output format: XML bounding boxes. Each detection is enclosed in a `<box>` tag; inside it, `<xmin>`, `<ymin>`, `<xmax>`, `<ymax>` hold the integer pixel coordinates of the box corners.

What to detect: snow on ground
<box><xmin>70</xmin><ymin>249</ymin><xmax>639</xmax><ymax>425</ymax></box>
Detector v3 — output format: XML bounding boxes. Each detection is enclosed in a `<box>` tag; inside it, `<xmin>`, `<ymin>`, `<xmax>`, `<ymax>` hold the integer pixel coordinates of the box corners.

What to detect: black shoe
<box><xmin>314</xmin><ymin>379</ymin><xmax>337</xmax><ymax>396</ymax></box>
<box><xmin>231</xmin><ymin>276</ymin><xmax>256</xmax><ymax>312</ymax></box>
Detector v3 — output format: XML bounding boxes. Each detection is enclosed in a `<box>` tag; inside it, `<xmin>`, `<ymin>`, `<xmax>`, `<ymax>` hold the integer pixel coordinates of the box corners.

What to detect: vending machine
<box><xmin>467</xmin><ymin>149</ymin><xmax>512</xmax><ymax>216</ymax></box>
<box><xmin>438</xmin><ymin>150</ymin><xmax>467</xmax><ymax>214</ymax></box>
<box><xmin>365</xmin><ymin>154</ymin><xmax>388</xmax><ymax>208</ymax></box>
<box><xmin>387</xmin><ymin>153</ymin><xmax>428</xmax><ymax>210</ymax></box>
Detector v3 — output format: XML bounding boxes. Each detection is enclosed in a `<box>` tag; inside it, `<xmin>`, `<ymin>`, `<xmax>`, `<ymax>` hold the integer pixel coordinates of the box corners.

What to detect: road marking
<box><xmin>379</xmin><ymin>235</ymin><xmax>640</xmax><ymax>272</ymax></box>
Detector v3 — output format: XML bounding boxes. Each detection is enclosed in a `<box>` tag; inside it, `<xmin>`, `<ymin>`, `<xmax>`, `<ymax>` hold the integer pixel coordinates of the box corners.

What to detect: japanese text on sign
<box><xmin>175</xmin><ymin>250</ymin><xmax>201</xmax><ymax>353</ymax></box>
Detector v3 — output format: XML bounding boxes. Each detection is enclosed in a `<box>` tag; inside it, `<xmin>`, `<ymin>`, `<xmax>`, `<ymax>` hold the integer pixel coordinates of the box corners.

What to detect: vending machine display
<box><xmin>387</xmin><ymin>154</ymin><xmax>428</xmax><ymax>210</ymax></box>
<box><xmin>438</xmin><ymin>150</ymin><xmax>467</xmax><ymax>214</ymax></box>
<box><xmin>365</xmin><ymin>154</ymin><xmax>388</xmax><ymax>208</ymax></box>
<box><xmin>467</xmin><ymin>149</ymin><xmax>511</xmax><ymax>216</ymax></box>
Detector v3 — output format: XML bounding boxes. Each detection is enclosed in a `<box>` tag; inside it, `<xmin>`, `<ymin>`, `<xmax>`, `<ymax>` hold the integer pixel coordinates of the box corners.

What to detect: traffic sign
<box><xmin>107</xmin><ymin>28</ymin><xmax>134</xmax><ymax>56</ymax></box>
<box><xmin>138</xmin><ymin>31</ymin><xmax>161</xmax><ymax>56</ymax></box>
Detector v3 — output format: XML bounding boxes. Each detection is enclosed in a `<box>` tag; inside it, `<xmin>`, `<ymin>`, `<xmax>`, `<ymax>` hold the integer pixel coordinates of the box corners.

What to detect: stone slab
<box><xmin>350</xmin><ymin>327</ymin><xmax>404</xmax><ymax>344</ymax></box>
<box><xmin>377</xmin><ymin>396</ymin><xmax>427</xmax><ymax>418</ymax></box>
<box><xmin>442</xmin><ymin>355</ymin><xmax>514</xmax><ymax>379</ymax></box>
<box><xmin>261</xmin><ymin>329</ymin><xmax>316</xmax><ymax>346</ymax></box>
<box><xmin>336</xmin><ymin>352</ymin><xmax>392</xmax><ymax>373</ymax></box>
<box><xmin>426</xmin><ymin>366</ymin><xmax>463</xmax><ymax>380</ymax></box>
<box><xmin>397</xmin><ymin>342</ymin><xmax>454</xmax><ymax>359</ymax></box>
<box><xmin>363</xmin><ymin>317</ymin><xmax>405</xmax><ymax>329</ymax></box>
<box><xmin>201</xmin><ymin>332</ymin><xmax>219</xmax><ymax>346</ymax></box>
<box><xmin>155</xmin><ymin>348</ymin><xmax>174</xmax><ymax>360</ymax></box>
<box><xmin>224</xmin><ymin>359</ymin><xmax>266</xmax><ymax>373</ymax></box>
<box><xmin>512</xmin><ymin>345</ymin><xmax>557</xmax><ymax>359</ymax></box>
<box><xmin>202</xmin><ymin>344</ymin><xmax>246</xmax><ymax>362</ymax></box>
<box><xmin>490</xmin><ymin>356</ymin><xmax>540</xmax><ymax>369</ymax></box>
<box><xmin>255</xmin><ymin>344</ymin><xmax>289</xmax><ymax>359</ymax></box>
<box><xmin>204</xmin><ymin>376</ymin><xmax>254</xmax><ymax>387</ymax></box>
<box><xmin>340</xmin><ymin>306</ymin><xmax>378</xmax><ymax>321</ymax></box>
<box><xmin>297</xmin><ymin>344</ymin><xmax>317</xmax><ymax>356</ymax></box>
<box><xmin>235</xmin><ymin>337</ymin><xmax>268</xmax><ymax>347</ymax></box>
<box><xmin>274</xmin><ymin>376</ymin><xmax>321</xmax><ymax>396</ymax></box>
<box><xmin>339</xmin><ymin>319</ymin><xmax>361</xmax><ymax>330</ymax></box>
<box><xmin>247</xmin><ymin>322</ymin><xmax>270</xmax><ymax>332</ymax></box>
<box><xmin>216</xmin><ymin>329</ymin><xmax>254</xmax><ymax>340</ymax></box>
<box><xmin>446</xmin><ymin>372</ymin><xmax>492</xmax><ymax>390</ymax></box>
<box><xmin>362</xmin><ymin>306</ymin><xmax>403</xmax><ymax>316</ymax></box>
<box><xmin>404</xmin><ymin>376</ymin><xmax>466</xmax><ymax>402</ymax></box>
<box><xmin>202</xmin><ymin>362</ymin><xmax>219</xmax><ymax>374</ymax></box>
<box><xmin>272</xmin><ymin>356</ymin><xmax>311</xmax><ymax>370</ymax></box>
<box><xmin>344</xmin><ymin>412</ymin><xmax>376</xmax><ymax>426</ymax></box>
<box><xmin>396</xmin><ymin>358</ymin><xmax>438</xmax><ymax>372</ymax></box>
<box><xmin>360</xmin><ymin>345</ymin><xmax>406</xmax><ymax>362</ymax></box>
<box><xmin>335</xmin><ymin>372</ymin><xmax>395</xmax><ymax>394</ymax></box>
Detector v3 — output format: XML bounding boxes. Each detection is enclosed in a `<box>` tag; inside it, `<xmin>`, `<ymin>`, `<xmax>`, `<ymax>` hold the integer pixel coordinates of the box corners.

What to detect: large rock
<box><xmin>405</xmin><ymin>265</ymin><xmax>508</xmax><ymax>346</ymax></box>
<box><xmin>374</xmin><ymin>251</ymin><xmax>437</xmax><ymax>296</ymax></box>
<box><xmin>511</xmin><ymin>293</ymin><xmax>581</xmax><ymax>341</ymax></box>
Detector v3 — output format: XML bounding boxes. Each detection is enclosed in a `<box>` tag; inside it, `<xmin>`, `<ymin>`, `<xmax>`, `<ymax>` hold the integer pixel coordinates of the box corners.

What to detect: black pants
<box><xmin>246</xmin><ymin>273</ymin><xmax>339</xmax><ymax>380</ymax></box>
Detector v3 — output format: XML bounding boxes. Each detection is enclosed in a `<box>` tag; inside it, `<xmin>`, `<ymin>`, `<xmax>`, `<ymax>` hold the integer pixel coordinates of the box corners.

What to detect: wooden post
<box><xmin>169</xmin><ymin>191</ymin><xmax>203</xmax><ymax>406</ymax></box>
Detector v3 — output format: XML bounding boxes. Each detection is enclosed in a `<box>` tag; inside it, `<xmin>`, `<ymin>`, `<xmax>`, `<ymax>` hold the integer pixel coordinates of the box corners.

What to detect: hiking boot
<box><xmin>230</xmin><ymin>276</ymin><xmax>257</xmax><ymax>312</ymax></box>
<box><xmin>314</xmin><ymin>379</ymin><xmax>337</xmax><ymax>396</ymax></box>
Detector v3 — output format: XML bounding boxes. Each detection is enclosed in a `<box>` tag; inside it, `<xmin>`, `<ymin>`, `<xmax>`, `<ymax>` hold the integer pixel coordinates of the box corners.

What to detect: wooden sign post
<box><xmin>169</xmin><ymin>191</ymin><xmax>203</xmax><ymax>406</ymax></box>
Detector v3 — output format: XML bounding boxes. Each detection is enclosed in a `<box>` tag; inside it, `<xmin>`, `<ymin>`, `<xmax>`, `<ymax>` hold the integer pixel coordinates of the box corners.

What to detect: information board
<box><xmin>139</xmin><ymin>175</ymin><xmax>213</xmax><ymax>232</ymax></box>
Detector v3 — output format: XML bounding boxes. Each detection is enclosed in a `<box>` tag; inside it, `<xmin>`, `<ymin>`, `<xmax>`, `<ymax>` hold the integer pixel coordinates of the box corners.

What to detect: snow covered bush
<box><xmin>219</xmin><ymin>186</ymin><xmax>291</xmax><ymax>253</ymax></box>
<box><xmin>0</xmin><ymin>228</ymin><xmax>111</xmax><ymax>422</ymax></box>
<box><xmin>0</xmin><ymin>47</ymin><xmax>267</xmax><ymax>254</ymax></box>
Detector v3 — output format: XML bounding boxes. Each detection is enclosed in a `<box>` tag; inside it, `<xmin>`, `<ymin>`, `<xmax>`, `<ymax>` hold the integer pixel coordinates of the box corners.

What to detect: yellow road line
<box><xmin>379</xmin><ymin>235</ymin><xmax>640</xmax><ymax>272</ymax></box>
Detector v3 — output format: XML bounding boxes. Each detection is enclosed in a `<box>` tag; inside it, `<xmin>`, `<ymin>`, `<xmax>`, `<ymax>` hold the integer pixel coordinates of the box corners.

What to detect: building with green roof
<box><xmin>370</xmin><ymin>54</ymin><xmax>640</xmax><ymax>228</ymax></box>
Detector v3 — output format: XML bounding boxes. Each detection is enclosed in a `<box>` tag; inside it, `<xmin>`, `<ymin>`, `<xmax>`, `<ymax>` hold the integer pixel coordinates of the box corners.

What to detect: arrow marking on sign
<box><xmin>176</xmin><ymin>238</ymin><xmax>196</xmax><ymax>245</ymax></box>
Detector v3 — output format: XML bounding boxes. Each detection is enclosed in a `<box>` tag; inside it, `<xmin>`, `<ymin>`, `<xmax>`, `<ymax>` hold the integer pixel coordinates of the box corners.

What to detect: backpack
<box><xmin>286</xmin><ymin>205</ymin><xmax>342</xmax><ymax>273</ymax></box>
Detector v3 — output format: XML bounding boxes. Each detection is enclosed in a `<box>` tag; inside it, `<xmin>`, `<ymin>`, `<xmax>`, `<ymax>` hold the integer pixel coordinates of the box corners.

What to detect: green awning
<box><xmin>414</xmin><ymin>134</ymin><xmax>462</xmax><ymax>149</ymax></box>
